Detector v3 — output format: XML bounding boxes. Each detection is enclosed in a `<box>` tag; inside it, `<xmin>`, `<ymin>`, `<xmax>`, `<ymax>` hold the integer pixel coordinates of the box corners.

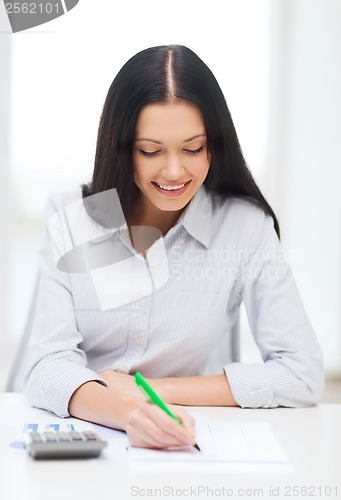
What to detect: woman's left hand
<box><xmin>98</xmin><ymin>370</ymin><xmax>146</xmax><ymax>400</ymax></box>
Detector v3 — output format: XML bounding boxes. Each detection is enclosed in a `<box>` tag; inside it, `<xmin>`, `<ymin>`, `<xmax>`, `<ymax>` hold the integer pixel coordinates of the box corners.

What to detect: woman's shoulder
<box><xmin>209</xmin><ymin>189</ymin><xmax>268</xmax><ymax>226</ymax></box>
<box><xmin>205</xmin><ymin>189</ymin><xmax>276</xmax><ymax>249</ymax></box>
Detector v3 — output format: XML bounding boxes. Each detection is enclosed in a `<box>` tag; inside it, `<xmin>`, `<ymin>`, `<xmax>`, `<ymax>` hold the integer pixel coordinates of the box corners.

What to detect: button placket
<box><xmin>126</xmin><ymin>295</ymin><xmax>150</xmax><ymax>361</ymax></box>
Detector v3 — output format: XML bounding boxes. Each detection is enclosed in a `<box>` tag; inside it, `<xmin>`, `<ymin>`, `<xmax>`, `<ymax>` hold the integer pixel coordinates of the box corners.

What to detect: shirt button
<box><xmin>134</xmin><ymin>337</ymin><xmax>143</xmax><ymax>346</ymax></box>
<box><xmin>179</xmin><ymin>237</ymin><xmax>186</xmax><ymax>246</ymax></box>
<box><xmin>138</xmin><ymin>298</ymin><xmax>147</xmax><ymax>306</ymax></box>
<box><xmin>149</xmin><ymin>260</ymin><xmax>158</xmax><ymax>268</ymax></box>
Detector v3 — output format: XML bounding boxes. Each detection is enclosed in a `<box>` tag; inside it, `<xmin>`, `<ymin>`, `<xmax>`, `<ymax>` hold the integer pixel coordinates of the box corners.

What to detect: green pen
<box><xmin>134</xmin><ymin>371</ymin><xmax>200</xmax><ymax>451</ymax></box>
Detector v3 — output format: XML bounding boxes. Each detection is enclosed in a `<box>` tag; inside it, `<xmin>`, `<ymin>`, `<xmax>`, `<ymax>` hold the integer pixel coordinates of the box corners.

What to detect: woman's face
<box><xmin>132</xmin><ymin>101</ymin><xmax>210</xmax><ymax>213</ymax></box>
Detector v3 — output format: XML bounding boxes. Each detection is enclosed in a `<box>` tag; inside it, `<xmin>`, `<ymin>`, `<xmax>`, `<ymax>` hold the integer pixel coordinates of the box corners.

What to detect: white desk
<box><xmin>1</xmin><ymin>393</ymin><xmax>340</xmax><ymax>500</ymax></box>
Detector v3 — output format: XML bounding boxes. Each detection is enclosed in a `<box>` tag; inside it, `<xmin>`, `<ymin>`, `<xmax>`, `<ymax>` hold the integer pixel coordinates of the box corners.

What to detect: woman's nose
<box><xmin>161</xmin><ymin>155</ymin><xmax>185</xmax><ymax>179</ymax></box>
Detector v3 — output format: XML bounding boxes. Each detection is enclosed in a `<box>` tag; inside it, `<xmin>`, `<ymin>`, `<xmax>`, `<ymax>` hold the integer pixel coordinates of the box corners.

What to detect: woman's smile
<box><xmin>151</xmin><ymin>179</ymin><xmax>192</xmax><ymax>196</ymax></box>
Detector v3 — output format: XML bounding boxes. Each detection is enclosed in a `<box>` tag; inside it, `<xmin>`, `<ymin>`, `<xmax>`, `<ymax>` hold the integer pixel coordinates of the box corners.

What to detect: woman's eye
<box><xmin>139</xmin><ymin>150</ymin><xmax>161</xmax><ymax>157</ymax></box>
<box><xmin>184</xmin><ymin>146</ymin><xmax>204</xmax><ymax>155</ymax></box>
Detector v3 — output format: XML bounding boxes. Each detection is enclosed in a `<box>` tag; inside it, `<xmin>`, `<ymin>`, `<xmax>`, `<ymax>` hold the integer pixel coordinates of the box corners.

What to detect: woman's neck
<box><xmin>128</xmin><ymin>192</ymin><xmax>185</xmax><ymax>237</ymax></box>
<box><xmin>126</xmin><ymin>192</ymin><xmax>185</xmax><ymax>257</ymax></box>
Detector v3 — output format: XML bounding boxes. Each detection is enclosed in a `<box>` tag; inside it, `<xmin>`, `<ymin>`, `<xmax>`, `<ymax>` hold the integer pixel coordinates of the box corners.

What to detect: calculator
<box><xmin>24</xmin><ymin>430</ymin><xmax>108</xmax><ymax>459</ymax></box>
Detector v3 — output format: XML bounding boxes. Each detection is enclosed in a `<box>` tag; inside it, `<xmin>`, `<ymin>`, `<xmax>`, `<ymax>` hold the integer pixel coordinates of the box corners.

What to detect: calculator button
<box><xmin>69</xmin><ymin>431</ymin><xmax>83</xmax><ymax>441</ymax></box>
<box><xmin>30</xmin><ymin>432</ymin><xmax>43</xmax><ymax>442</ymax></box>
<box><xmin>43</xmin><ymin>432</ymin><xmax>58</xmax><ymax>442</ymax></box>
<box><xmin>82</xmin><ymin>432</ymin><xmax>97</xmax><ymax>441</ymax></box>
<box><xmin>57</xmin><ymin>432</ymin><xmax>71</xmax><ymax>442</ymax></box>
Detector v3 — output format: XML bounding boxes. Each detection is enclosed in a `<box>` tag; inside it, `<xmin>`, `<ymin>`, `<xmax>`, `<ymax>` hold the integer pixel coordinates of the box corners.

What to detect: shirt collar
<box><xmin>114</xmin><ymin>184</ymin><xmax>213</xmax><ymax>249</ymax></box>
<box><xmin>179</xmin><ymin>184</ymin><xmax>213</xmax><ymax>249</ymax></box>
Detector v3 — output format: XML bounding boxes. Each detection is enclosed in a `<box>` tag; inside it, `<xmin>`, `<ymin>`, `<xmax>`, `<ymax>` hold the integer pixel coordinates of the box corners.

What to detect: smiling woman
<box><xmin>130</xmin><ymin>102</ymin><xmax>211</xmax><ymax>239</ymax></box>
<box><xmin>23</xmin><ymin>45</ymin><xmax>324</xmax><ymax>451</ymax></box>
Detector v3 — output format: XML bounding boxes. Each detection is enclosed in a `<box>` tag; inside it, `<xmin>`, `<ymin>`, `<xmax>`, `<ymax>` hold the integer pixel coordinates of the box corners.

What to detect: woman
<box><xmin>24</xmin><ymin>45</ymin><xmax>324</xmax><ymax>449</ymax></box>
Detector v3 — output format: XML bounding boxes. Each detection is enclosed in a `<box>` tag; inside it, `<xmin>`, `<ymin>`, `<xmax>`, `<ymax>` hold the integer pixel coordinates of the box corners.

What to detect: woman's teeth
<box><xmin>156</xmin><ymin>183</ymin><xmax>186</xmax><ymax>191</ymax></box>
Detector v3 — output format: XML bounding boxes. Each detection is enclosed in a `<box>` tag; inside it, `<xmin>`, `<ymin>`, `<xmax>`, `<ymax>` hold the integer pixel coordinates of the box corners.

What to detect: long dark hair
<box><xmin>83</xmin><ymin>45</ymin><xmax>280</xmax><ymax>238</ymax></box>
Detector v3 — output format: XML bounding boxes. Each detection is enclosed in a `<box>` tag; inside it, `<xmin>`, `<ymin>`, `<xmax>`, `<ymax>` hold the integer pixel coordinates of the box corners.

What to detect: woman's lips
<box><xmin>152</xmin><ymin>180</ymin><xmax>192</xmax><ymax>197</ymax></box>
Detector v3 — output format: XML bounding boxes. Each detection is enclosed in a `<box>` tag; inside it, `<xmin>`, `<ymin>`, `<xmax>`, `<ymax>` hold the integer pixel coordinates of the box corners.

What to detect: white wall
<box><xmin>265</xmin><ymin>0</ymin><xmax>341</xmax><ymax>375</ymax></box>
<box><xmin>0</xmin><ymin>23</ymin><xmax>12</xmax><ymax>374</ymax></box>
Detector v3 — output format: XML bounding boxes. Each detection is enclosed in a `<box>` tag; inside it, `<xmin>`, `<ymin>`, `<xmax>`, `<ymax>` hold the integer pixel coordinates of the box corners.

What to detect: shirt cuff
<box><xmin>41</xmin><ymin>364</ymin><xmax>108</xmax><ymax>417</ymax></box>
<box><xmin>224</xmin><ymin>362</ymin><xmax>278</xmax><ymax>408</ymax></box>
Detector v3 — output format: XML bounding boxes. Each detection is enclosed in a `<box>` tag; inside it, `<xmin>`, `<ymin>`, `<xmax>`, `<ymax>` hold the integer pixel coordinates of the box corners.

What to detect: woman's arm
<box><xmin>69</xmin><ymin>372</ymin><xmax>237</xmax><ymax>447</ymax></box>
<box><xmin>224</xmin><ymin>211</ymin><xmax>324</xmax><ymax>408</ymax></box>
<box><xmin>68</xmin><ymin>381</ymin><xmax>138</xmax><ymax>430</ymax></box>
<box><xmin>68</xmin><ymin>380</ymin><xmax>198</xmax><ymax>449</ymax></box>
<box><xmin>99</xmin><ymin>370</ymin><xmax>238</xmax><ymax>406</ymax></box>
<box><xmin>153</xmin><ymin>374</ymin><xmax>238</xmax><ymax>406</ymax></box>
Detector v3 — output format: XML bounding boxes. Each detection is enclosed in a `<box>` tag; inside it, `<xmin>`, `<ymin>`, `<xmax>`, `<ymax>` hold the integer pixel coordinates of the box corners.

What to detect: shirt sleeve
<box><xmin>23</xmin><ymin>193</ymin><xmax>107</xmax><ymax>417</ymax></box>
<box><xmin>224</xmin><ymin>210</ymin><xmax>325</xmax><ymax>408</ymax></box>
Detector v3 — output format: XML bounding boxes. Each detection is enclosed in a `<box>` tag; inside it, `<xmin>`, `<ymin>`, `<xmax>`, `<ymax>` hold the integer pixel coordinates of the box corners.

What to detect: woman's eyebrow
<box><xmin>183</xmin><ymin>134</ymin><xmax>206</xmax><ymax>143</ymax></box>
<box><xmin>135</xmin><ymin>138</ymin><xmax>162</xmax><ymax>144</ymax></box>
<box><xmin>135</xmin><ymin>134</ymin><xmax>206</xmax><ymax>144</ymax></box>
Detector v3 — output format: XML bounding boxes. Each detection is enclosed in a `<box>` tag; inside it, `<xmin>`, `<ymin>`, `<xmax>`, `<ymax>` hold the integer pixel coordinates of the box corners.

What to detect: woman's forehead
<box><xmin>135</xmin><ymin>102</ymin><xmax>206</xmax><ymax>142</ymax></box>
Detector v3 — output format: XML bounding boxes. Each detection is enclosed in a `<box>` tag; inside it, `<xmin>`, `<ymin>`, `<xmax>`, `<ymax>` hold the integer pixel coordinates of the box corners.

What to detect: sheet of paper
<box><xmin>127</xmin><ymin>417</ymin><xmax>291</xmax><ymax>466</ymax></box>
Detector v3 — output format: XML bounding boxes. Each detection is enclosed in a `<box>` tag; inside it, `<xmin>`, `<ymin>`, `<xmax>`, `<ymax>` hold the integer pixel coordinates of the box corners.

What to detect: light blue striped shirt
<box><xmin>24</xmin><ymin>184</ymin><xmax>324</xmax><ymax>416</ymax></box>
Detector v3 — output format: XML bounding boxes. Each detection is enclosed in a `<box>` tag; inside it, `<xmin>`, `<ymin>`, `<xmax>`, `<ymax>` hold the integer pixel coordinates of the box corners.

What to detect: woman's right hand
<box><xmin>125</xmin><ymin>401</ymin><xmax>197</xmax><ymax>449</ymax></box>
